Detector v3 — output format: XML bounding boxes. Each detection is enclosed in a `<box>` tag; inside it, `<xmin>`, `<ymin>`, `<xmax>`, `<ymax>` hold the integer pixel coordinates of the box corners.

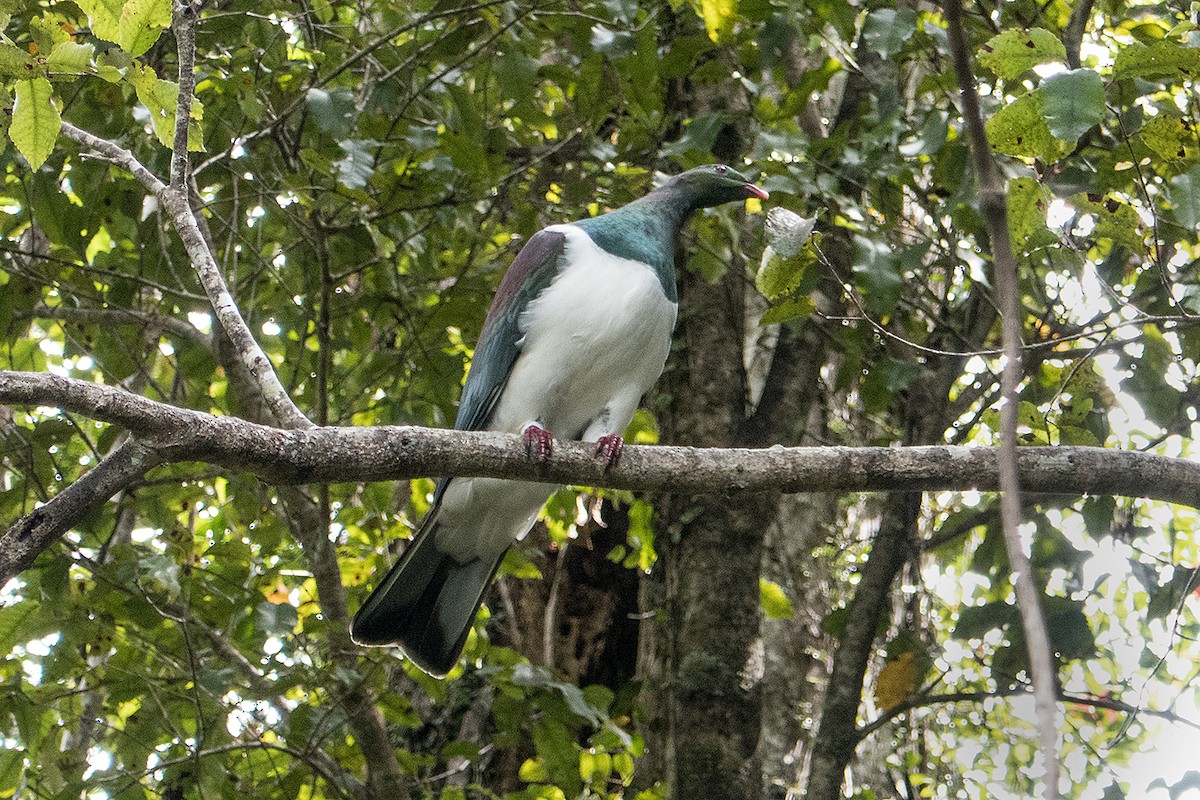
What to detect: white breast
<box><xmin>488</xmin><ymin>223</ymin><xmax>677</xmax><ymax>441</ymax></box>
<box><xmin>435</xmin><ymin>225</ymin><xmax>678</xmax><ymax>563</ymax></box>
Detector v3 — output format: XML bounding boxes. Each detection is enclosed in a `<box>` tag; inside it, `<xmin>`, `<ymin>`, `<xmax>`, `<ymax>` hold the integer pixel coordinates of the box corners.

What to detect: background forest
<box><xmin>2</xmin><ymin>0</ymin><xmax>1200</xmax><ymax>797</ymax></box>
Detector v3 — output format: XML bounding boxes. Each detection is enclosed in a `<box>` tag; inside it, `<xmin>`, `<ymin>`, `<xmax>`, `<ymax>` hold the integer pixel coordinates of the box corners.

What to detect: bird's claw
<box><xmin>594</xmin><ymin>434</ymin><xmax>624</xmax><ymax>470</ymax></box>
<box><xmin>522</xmin><ymin>423</ymin><xmax>553</xmax><ymax>464</ymax></box>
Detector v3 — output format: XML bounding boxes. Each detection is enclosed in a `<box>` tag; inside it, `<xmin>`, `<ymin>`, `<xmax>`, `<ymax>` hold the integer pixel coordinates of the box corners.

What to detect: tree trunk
<box><xmin>640</xmin><ymin>235</ymin><xmax>776</xmax><ymax>798</ymax></box>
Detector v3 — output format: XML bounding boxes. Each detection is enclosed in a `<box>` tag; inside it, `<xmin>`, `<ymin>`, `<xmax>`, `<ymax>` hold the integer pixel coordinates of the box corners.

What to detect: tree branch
<box><xmin>944</xmin><ymin>1</ymin><xmax>1060</xmax><ymax>795</ymax></box>
<box><xmin>2</xmin><ymin>369</ymin><xmax>1198</xmax><ymax>499</ymax></box>
<box><xmin>5</xmin><ymin>368</ymin><xmax>1200</xmax><ymax>583</ymax></box>
<box><xmin>58</xmin><ymin>125</ymin><xmax>312</xmax><ymax>431</ymax></box>
<box><xmin>0</xmin><ymin>436</ymin><xmax>162</xmax><ymax>581</ymax></box>
<box><xmin>857</xmin><ymin>687</ymin><xmax>1200</xmax><ymax>743</ymax></box>
<box><xmin>170</xmin><ymin>0</ymin><xmax>197</xmax><ymax>191</ymax></box>
<box><xmin>26</xmin><ymin>303</ymin><xmax>213</xmax><ymax>349</ymax></box>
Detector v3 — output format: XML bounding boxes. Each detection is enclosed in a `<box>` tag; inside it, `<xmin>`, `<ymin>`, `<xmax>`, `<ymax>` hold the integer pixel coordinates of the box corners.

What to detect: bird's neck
<box><xmin>574</xmin><ymin>193</ymin><xmax>692</xmax><ymax>302</ymax></box>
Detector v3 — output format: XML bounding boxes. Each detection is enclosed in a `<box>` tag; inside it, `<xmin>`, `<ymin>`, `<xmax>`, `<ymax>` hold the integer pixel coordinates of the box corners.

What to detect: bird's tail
<box><xmin>351</xmin><ymin>515</ymin><xmax>505</xmax><ymax>677</ymax></box>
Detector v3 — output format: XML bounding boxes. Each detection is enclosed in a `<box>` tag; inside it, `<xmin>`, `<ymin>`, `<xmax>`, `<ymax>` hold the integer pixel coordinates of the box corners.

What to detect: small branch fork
<box><xmin>943</xmin><ymin>0</ymin><xmax>1061</xmax><ymax>796</ymax></box>
<box><xmin>58</xmin><ymin>6</ymin><xmax>311</xmax><ymax>433</ymax></box>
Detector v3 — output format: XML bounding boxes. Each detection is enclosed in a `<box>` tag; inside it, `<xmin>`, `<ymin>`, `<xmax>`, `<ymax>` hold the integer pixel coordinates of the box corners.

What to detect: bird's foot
<box><xmin>594</xmin><ymin>434</ymin><xmax>624</xmax><ymax>470</ymax></box>
<box><xmin>522</xmin><ymin>422</ymin><xmax>553</xmax><ymax>464</ymax></box>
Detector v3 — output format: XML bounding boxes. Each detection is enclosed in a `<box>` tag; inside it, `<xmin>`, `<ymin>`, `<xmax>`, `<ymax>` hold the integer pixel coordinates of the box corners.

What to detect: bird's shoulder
<box><xmin>485</xmin><ymin>227</ymin><xmax>571</xmax><ymax>321</ymax></box>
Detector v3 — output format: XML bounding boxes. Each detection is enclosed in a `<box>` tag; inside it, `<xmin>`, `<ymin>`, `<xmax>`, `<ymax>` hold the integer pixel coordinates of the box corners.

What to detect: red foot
<box><xmin>594</xmin><ymin>434</ymin><xmax>624</xmax><ymax>470</ymax></box>
<box><xmin>522</xmin><ymin>423</ymin><xmax>553</xmax><ymax>463</ymax></box>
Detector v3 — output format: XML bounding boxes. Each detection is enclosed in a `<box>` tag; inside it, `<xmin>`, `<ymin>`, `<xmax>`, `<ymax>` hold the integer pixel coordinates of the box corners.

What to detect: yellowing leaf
<box><xmin>518</xmin><ymin>757</ymin><xmax>549</xmax><ymax>783</ymax></box>
<box><xmin>696</xmin><ymin>0</ymin><xmax>737</xmax><ymax>43</ymax></box>
<box><xmin>263</xmin><ymin>580</ymin><xmax>291</xmax><ymax>605</ymax></box>
<box><xmin>126</xmin><ymin>62</ymin><xmax>205</xmax><ymax>150</ymax></box>
<box><xmin>760</xmin><ymin>295</ymin><xmax>814</xmax><ymax>326</ymax></box>
<box><xmin>11</xmin><ymin>77</ymin><xmax>61</xmax><ymax>169</ymax></box>
<box><xmin>874</xmin><ymin>651</ymin><xmax>918</xmax><ymax>711</ymax></box>
<box><xmin>1112</xmin><ymin>40</ymin><xmax>1200</xmax><ymax>79</ymax></box>
<box><xmin>1006</xmin><ymin>176</ymin><xmax>1051</xmax><ymax>245</ymax></box>
<box><xmin>984</xmin><ymin>92</ymin><xmax>1070</xmax><ymax>162</ymax></box>
<box><xmin>1141</xmin><ymin>115</ymin><xmax>1190</xmax><ymax>162</ymax></box>
<box><xmin>0</xmin><ymin>41</ymin><xmax>40</xmax><ymax>80</ymax></box>
<box><xmin>760</xmin><ymin>578</ymin><xmax>794</xmax><ymax>619</ymax></box>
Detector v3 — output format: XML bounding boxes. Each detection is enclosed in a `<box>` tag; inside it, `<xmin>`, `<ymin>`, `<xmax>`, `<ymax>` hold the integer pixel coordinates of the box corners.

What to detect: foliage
<box><xmin>1</xmin><ymin>0</ymin><xmax>1199</xmax><ymax>797</ymax></box>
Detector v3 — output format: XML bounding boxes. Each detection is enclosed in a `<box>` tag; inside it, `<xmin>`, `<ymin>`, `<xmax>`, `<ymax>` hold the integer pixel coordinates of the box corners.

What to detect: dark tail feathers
<box><xmin>351</xmin><ymin>520</ymin><xmax>504</xmax><ymax>677</ymax></box>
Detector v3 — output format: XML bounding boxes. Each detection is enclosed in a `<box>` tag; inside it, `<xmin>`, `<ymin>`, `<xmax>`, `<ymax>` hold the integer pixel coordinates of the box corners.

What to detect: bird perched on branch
<box><xmin>352</xmin><ymin>164</ymin><xmax>768</xmax><ymax>676</ymax></box>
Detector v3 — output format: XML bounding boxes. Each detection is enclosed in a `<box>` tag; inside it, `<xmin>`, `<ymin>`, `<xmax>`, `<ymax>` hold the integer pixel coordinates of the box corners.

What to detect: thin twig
<box><xmin>943</xmin><ymin>2</ymin><xmax>1061</xmax><ymax>796</ymax></box>
<box><xmin>857</xmin><ymin>687</ymin><xmax>1200</xmax><ymax>743</ymax></box>
<box><xmin>171</xmin><ymin>1</ymin><xmax>197</xmax><ymax>191</ymax></box>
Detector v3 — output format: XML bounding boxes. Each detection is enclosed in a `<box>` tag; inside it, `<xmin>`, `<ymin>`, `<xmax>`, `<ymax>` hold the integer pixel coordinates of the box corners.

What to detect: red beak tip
<box><xmin>747</xmin><ymin>184</ymin><xmax>769</xmax><ymax>200</ymax></box>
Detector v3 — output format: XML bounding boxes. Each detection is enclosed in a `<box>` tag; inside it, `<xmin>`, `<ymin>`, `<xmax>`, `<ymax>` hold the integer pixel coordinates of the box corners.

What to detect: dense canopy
<box><xmin>1</xmin><ymin>0</ymin><xmax>1199</xmax><ymax>798</ymax></box>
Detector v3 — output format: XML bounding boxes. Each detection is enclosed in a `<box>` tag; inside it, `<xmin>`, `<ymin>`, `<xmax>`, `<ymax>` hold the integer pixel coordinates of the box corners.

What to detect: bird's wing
<box><xmin>453</xmin><ymin>228</ymin><xmax>568</xmax><ymax>432</ymax></box>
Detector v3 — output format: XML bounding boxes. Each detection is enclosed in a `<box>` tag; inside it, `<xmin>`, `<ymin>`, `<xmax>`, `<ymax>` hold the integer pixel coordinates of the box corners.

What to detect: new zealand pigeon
<box><xmin>351</xmin><ymin>164</ymin><xmax>768</xmax><ymax>676</ymax></box>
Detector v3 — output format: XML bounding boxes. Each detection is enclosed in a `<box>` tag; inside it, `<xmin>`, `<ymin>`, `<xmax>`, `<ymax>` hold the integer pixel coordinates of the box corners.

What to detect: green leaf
<box><xmin>254</xmin><ymin>600</ymin><xmax>299</xmax><ymax>635</ymax></box>
<box><xmin>1006</xmin><ymin>176</ymin><xmax>1051</xmax><ymax>245</ymax></box>
<box><xmin>1120</xmin><ymin>325</ymin><xmax>1180</xmax><ymax>427</ymax></box>
<box><xmin>311</xmin><ymin>0</ymin><xmax>333</xmax><ymax>23</ymax></box>
<box><xmin>554</xmin><ymin>683</ymin><xmax>604</xmax><ymax>727</ymax></box>
<box><xmin>1037</xmin><ymin>69</ymin><xmax>1105</xmax><ymax>142</ymax></box>
<box><xmin>118</xmin><ymin>0</ymin><xmax>171</xmax><ymax>57</ymax></box>
<box><xmin>138</xmin><ymin>553</ymin><xmax>181</xmax><ymax>598</ymax></box>
<box><xmin>1112</xmin><ymin>40</ymin><xmax>1200</xmax><ymax>79</ymax></box>
<box><xmin>0</xmin><ymin>747</ymin><xmax>23</xmax><ymax>794</ymax></box>
<box><xmin>852</xmin><ymin>238</ymin><xmax>905</xmax><ymax>316</ymax></box>
<box><xmin>760</xmin><ymin>295</ymin><xmax>814</xmax><ymax>325</ymax></box>
<box><xmin>953</xmin><ymin>601</ymin><xmax>1017</xmax><ymax>640</ymax></box>
<box><xmin>1169</xmin><ymin>165</ymin><xmax>1200</xmax><ymax>230</ymax></box>
<box><xmin>46</xmin><ymin>41</ymin><xmax>95</xmax><ymax>75</ymax></box>
<box><xmin>335</xmin><ymin>139</ymin><xmax>377</xmax><ymax>190</ymax></box>
<box><xmin>532</xmin><ymin>718</ymin><xmax>582</xmax><ymax>795</ymax></box>
<box><xmin>0</xmin><ymin>603</ymin><xmax>38</xmax><ymax>651</ymax></box>
<box><xmin>862</xmin><ymin>8</ymin><xmax>916</xmax><ymax>59</ymax></box>
<box><xmin>306</xmin><ymin>86</ymin><xmax>357</xmax><ymax>139</ymax></box>
<box><xmin>0</xmin><ymin>42</ymin><xmax>41</xmax><ymax>80</ymax></box>
<box><xmin>759</xmin><ymin>578</ymin><xmax>794</xmax><ymax>619</ymax></box>
<box><xmin>11</xmin><ymin>77</ymin><xmax>61</xmax><ymax>170</ymax></box>
<box><xmin>662</xmin><ymin>112</ymin><xmax>725</xmax><ymax>157</ymax></box>
<box><xmin>978</xmin><ymin>28</ymin><xmax>1067</xmax><ymax>80</ymax></box>
<box><xmin>756</xmin><ymin>241</ymin><xmax>816</xmax><ymax>300</ymax></box>
<box><xmin>984</xmin><ymin>92</ymin><xmax>1068</xmax><ymax>162</ymax></box>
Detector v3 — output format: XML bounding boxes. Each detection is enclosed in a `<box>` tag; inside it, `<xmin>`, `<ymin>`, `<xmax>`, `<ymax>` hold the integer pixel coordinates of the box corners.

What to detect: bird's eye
<box><xmin>714</xmin><ymin>165</ymin><xmax>728</xmax><ymax>174</ymax></box>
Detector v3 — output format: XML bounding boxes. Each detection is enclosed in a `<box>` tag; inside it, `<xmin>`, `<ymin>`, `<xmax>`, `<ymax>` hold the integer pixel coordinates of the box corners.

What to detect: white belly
<box><xmin>488</xmin><ymin>223</ymin><xmax>677</xmax><ymax>440</ymax></box>
<box><xmin>436</xmin><ymin>225</ymin><xmax>677</xmax><ymax>563</ymax></box>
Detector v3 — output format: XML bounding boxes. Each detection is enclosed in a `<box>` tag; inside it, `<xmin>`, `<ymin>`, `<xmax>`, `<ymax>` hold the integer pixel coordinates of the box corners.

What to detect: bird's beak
<box><xmin>745</xmin><ymin>183</ymin><xmax>769</xmax><ymax>200</ymax></box>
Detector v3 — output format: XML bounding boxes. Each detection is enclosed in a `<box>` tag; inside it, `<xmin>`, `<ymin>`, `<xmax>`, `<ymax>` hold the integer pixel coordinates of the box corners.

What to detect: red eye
<box><xmin>715</xmin><ymin>165</ymin><xmax>728</xmax><ymax>174</ymax></box>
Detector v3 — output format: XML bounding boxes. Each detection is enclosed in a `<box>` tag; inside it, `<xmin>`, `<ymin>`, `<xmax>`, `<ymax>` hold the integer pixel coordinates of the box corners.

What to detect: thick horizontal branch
<box><xmin>3</xmin><ymin>370</ymin><xmax>1199</xmax><ymax>506</ymax></box>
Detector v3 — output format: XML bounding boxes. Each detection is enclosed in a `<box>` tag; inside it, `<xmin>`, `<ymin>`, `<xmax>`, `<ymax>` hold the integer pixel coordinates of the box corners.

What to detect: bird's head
<box><xmin>665</xmin><ymin>164</ymin><xmax>769</xmax><ymax>211</ymax></box>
